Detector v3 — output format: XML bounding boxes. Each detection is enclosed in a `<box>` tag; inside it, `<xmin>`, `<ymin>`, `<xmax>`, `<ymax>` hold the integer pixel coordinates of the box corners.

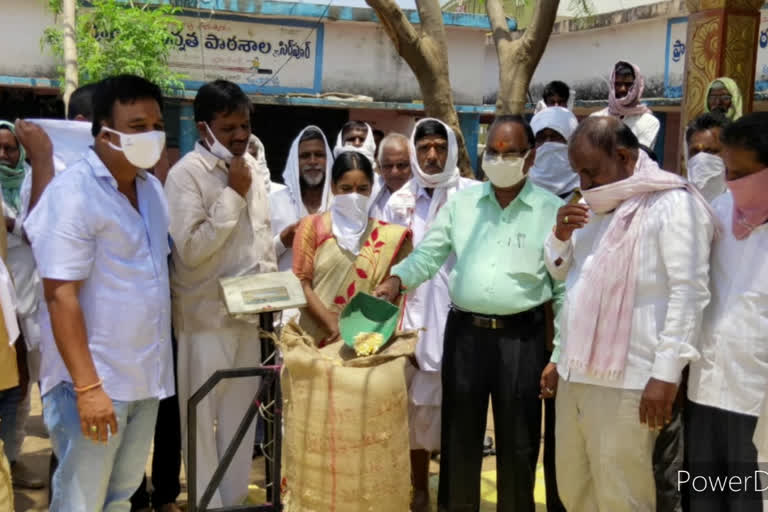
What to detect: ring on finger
<box><xmin>563</xmin><ymin>215</ymin><xmax>569</xmax><ymax>224</ymax></box>
<box><xmin>545</xmin><ymin>387</ymin><xmax>554</xmax><ymax>393</ymax></box>
<box><xmin>90</xmin><ymin>424</ymin><xmax>98</xmax><ymax>433</ymax></box>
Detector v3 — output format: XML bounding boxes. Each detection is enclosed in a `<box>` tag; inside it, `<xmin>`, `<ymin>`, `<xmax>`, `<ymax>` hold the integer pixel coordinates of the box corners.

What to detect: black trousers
<box><xmin>684</xmin><ymin>400</ymin><xmax>762</xmax><ymax>512</ymax></box>
<box><xmin>654</xmin><ymin>401</ymin><xmax>684</xmax><ymax>512</ymax></box>
<box><xmin>437</xmin><ymin>307</ymin><xmax>547</xmax><ymax>512</ymax></box>
<box><xmin>130</xmin><ymin>336</ymin><xmax>182</xmax><ymax>509</ymax></box>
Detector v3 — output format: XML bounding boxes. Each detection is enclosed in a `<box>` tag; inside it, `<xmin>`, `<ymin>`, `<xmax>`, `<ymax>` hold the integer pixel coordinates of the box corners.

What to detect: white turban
<box><xmin>333</xmin><ymin>122</ymin><xmax>376</xmax><ymax>167</ymax></box>
<box><xmin>530</xmin><ymin>106</ymin><xmax>579</xmax><ymax>141</ymax></box>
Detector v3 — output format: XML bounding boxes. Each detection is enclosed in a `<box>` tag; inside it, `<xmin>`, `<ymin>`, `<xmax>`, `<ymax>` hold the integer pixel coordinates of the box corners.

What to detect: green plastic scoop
<box><xmin>339</xmin><ymin>292</ymin><xmax>400</xmax><ymax>351</ymax></box>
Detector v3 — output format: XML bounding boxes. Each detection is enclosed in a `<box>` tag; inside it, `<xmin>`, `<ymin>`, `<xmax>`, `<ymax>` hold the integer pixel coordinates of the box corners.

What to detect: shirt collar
<box><xmin>480</xmin><ymin>178</ymin><xmax>537</xmax><ymax>210</ymax></box>
<box><xmin>86</xmin><ymin>148</ymin><xmax>149</xmax><ymax>189</ymax></box>
<box><xmin>195</xmin><ymin>141</ymin><xmax>226</xmax><ymax>172</ymax></box>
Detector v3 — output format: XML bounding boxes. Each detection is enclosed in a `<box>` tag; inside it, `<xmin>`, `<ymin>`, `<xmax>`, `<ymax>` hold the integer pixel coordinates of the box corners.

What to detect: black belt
<box><xmin>450</xmin><ymin>305</ymin><xmax>544</xmax><ymax>330</ymax></box>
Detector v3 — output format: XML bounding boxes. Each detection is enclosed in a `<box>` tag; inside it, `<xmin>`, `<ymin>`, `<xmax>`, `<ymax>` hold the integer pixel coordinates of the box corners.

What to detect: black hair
<box><xmin>331</xmin><ymin>151</ymin><xmax>374</xmax><ymax>185</ymax></box>
<box><xmin>721</xmin><ymin>112</ymin><xmax>768</xmax><ymax>167</ymax></box>
<box><xmin>639</xmin><ymin>144</ymin><xmax>658</xmax><ymax>163</ymax></box>
<box><xmin>615</xmin><ymin>61</ymin><xmax>636</xmax><ymax>79</ymax></box>
<box><xmin>68</xmin><ymin>83</ymin><xmax>98</xmax><ymax>121</ymax></box>
<box><xmin>341</xmin><ymin>120</ymin><xmax>368</xmax><ymax>140</ymax></box>
<box><xmin>570</xmin><ymin>116</ymin><xmax>640</xmax><ymax>157</ymax></box>
<box><xmin>489</xmin><ymin>114</ymin><xmax>535</xmax><ymax>148</ymax></box>
<box><xmin>373</xmin><ymin>129</ymin><xmax>385</xmax><ymax>139</ymax></box>
<box><xmin>542</xmin><ymin>81</ymin><xmax>570</xmax><ymax>103</ymax></box>
<box><xmin>91</xmin><ymin>75</ymin><xmax>163</xmax><ymax>137</ymax></box>
<box><xmin>193</xmin><ymin>79</ymin><xmax>250</xmax><ymax>124</ymax></box>
<box><xmin>414</xmin><ymin>120</ymin><xmax>448</xmax><ymax>142</ymax></box>
<box><xmin>299</xmin><ymin>127</ymin><xmax>325</xmax><ymax>144</ymax></box>
<box><xmin>685</xmin><ymin>112</ymin><xmax>729</xmax><ymax>145</ymax></box>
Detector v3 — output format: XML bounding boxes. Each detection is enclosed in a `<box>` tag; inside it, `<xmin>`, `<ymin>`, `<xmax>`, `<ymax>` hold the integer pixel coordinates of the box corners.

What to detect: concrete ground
<box><xmin>14</xmin><ymin>387</ymin><xmax>546</xmax><ymax>511</ymax></box>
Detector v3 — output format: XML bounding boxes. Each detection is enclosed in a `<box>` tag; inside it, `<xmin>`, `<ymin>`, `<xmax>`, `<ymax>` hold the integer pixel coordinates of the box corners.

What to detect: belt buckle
<box><xmin>490</xmin><ymin>317</ymin><xmax>498</xmax><ymax>329</ymax></box>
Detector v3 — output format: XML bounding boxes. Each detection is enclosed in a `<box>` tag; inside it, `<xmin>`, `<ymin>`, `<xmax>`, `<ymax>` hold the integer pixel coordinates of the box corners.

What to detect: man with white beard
<box><xmin>685</xmin><ymin>112</ymin><xmax>729</xmax><ymax>202</ymax></box>
<box><xmin>269</xmin><ymin>127</ymin><xmax>333</xmax><ymax>271</ymax></box>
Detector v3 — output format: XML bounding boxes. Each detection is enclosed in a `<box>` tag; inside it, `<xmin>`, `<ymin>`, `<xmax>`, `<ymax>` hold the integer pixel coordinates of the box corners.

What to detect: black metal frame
<box><xmin>187</xmin><ymin>312</ymin><xmax>283</xmax><ymax>512</ymax></box>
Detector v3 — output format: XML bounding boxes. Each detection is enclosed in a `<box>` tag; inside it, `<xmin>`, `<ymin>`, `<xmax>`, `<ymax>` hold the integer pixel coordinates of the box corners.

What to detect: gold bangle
<box><xmin>74</xmin><ymin>379</ymin><xmax>103</xmax><ymax>393</ymax></box>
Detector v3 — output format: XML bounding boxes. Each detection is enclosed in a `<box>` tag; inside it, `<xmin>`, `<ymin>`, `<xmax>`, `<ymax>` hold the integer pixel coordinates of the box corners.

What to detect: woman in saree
<box><xmin>292</xmin><ymin>150</ymin><xmax>412</xmax><ymax>345</ymax></box>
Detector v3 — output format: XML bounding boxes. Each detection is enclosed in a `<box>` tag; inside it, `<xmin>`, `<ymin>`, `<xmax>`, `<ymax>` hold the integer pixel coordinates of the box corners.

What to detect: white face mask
<box><xmin>330</xmin><ymin>192</ymin><xmax>369</xmax><ymax>255</ymax></box>
<box><xmin>102</xmin><ymin>127</ymin><xmax>165</xmax><ymax>170</ymax></box>
<box><xmin>204</xmin><ymin>123</ymin><xmax>234</xmax><ymax>163</ymax></box>
<box><xmin>482</xmin><ymin>151</ymin><xmax>529</xmax><ymax>188</ymax></box>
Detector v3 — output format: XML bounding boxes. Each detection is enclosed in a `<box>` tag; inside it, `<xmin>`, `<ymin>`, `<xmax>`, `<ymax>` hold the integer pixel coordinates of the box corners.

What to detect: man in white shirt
<box><xmin>164</xmin><ymin>80</ymin><xmax>277</xmax><ymax>508</ymax></box>
<box><xmin>369</xmin><ymin>133</ymin><xmax>411</xmax><ymax>219</ymax></box>
<box><xmin>24</xmin><ymin>74</ymin><xmax>175</xmax><ymax>512</ymax></box>
<box><xmin>269</xmin><ymin>126</ymin><xmax>332</xmax><ymax>271</ymax></box>
<box><xmin>590</xmin><ymin>60</ymin><xmax>661</xmax><ymax>149</ymax></box>
<box><xmin>685</xmin><ymin>111</ymin><xmax>729</xmax><ymax>202</ymax></box>
<box><xmin>686</xmin><ymin>113</ymin><xmax>768</xmax><ymax>512</ymax></box>
<box><xmin>544</xmin><ymin>116</ymin><xmax>714</xmax><ymax>512</ymax></box>
<box><xmin>381</xmin><ymin>118</ymin><xmax>476</xmax><ymax>512</ymax></box>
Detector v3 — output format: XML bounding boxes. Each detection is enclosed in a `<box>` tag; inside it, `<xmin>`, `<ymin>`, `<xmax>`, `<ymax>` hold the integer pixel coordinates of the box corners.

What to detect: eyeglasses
<box><xmin>709</xmin><ymin>94</ymin><xmax>732</xmax><ymax>102</ymax></box>
<box><xmin>484</xmin><ymin>149</ymin><xmax>530</xmax><ymax>160</ymax></box>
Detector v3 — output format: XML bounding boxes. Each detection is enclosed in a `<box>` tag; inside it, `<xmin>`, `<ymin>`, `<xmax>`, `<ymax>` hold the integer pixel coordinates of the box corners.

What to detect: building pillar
<box><xmin>678</xmin><ymin>0</ymin><xmax>762</xmax><ymax>168</ymax></box>
<box><xmin>458</xmin><ymin>112</ymin><xmax>480</xmax><ymax>175</ymax></box>
<box><xmin>179</xmin><ymin>102</ymin><xmax>197</xmax><ymax>157</ymax></box>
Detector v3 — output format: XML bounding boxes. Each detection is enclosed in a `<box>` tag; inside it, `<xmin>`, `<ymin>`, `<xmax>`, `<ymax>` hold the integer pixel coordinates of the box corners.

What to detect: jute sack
<box><xmin>279</xmin><ymin>321</ymin><xmax>417</xmax><ymax>512</ymax></box>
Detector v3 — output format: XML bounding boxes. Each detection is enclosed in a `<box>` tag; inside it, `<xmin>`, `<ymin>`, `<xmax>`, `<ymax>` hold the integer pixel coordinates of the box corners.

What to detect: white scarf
<box><xmin>333</xmin><ymin>122</ymin><xmax>376</xmax><ymax>167</ymax></box>
<box><xmin>281</xmin><ymin>126</ymin><xmax>333</xmax><ymax>218</ymax></box>
<box><xmin>330</xmin><ymin>193</ymin><xmax>369</xmax><ymax>255</ymax></box>
<box><xmin>529</xmin><ymin>107</ymin><xmax>580</xmax><ymax>196</ymax></box>
<box><xmin>406</xmin><ymin>118</ymin><xmax>460</xmax><ymax>223</ymax></box>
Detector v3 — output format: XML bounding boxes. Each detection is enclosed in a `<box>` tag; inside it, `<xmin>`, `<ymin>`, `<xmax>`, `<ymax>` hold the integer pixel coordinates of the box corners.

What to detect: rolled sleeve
<box><xmin>24</xmin><ymin>182</ymin><xmax>94</xmax><ymax>281</ymax></box>
<box><xmin>652</xmin><ymin>191</ymin><xmax>714</xmax><ymax>384</ymax></box>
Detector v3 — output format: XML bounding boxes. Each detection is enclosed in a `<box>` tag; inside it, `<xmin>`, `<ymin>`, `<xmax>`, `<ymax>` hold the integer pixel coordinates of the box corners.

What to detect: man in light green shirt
<box><xmin>376</xmin><ymin>115</ymin><xmax>564</xmax><ymax>511</ymax></box>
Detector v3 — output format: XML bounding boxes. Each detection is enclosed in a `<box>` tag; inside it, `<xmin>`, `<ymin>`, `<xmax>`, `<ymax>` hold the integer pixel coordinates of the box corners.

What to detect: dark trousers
<box><xmin>437</xmin><ymin>307</ymin><xmax>547</xmax><ymax>512</ymax></box>
<box><xmin>654</xmin><ymin>401</ymin><xmax>684</xmax><ymax>512</ymax></box>
<box><xmin>131</xmin><ymin>335</ymin><xmax>182</xmax><ymax>509</ymax></box>
<box><xmin>543</xmin><ymin>396</ymin><xmax>566</xmax><ymax>512</ymax></box>
<box><xmin>684</xmin><ymin>400</ymin><xmax>762</xmax><ymax>512</ymax></box>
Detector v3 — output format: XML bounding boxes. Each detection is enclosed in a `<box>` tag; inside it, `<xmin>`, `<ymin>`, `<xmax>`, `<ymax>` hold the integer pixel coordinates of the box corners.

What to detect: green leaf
<box><xmin>41</xmin><ymin>0</ymin><xmax>186</xmax><ymax>94</ymax></box>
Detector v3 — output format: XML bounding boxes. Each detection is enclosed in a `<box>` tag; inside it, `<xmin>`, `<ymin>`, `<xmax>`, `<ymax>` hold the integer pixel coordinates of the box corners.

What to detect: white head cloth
<box><xmin>528</xmin><ymin>107</ymin><xmax>580</xmax><ymax>196</ymax></box>
<box><xmin>281</xmin><ymin>125</ymin><xmax>333</xmax><ymax>218</ymax></box>
<box><xmin>333</xmin><ymin>122</ymin><xmax>376</xmax><ymax>167</ymax></box>
<box><xmin>530</xmin><ymin>106</ymin><xmax>579</xmax><ymax>141</ymax></box>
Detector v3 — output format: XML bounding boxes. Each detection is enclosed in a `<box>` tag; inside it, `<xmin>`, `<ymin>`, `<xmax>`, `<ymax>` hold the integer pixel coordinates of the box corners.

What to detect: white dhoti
<box><xmin>408</xmin><ymin>370</ymin><xmax>442</xmax><ymax>452</ymax></box>
<box><xmin>177</xmin><ymin>325</ymin><xmax>262</xmax><ymax>508</ymax></box>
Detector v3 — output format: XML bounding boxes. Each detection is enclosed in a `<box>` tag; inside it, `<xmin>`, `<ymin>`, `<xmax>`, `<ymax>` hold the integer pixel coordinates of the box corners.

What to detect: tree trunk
<box><xmin>62</xmin><ymin>0</ymin><xmax>79</xmax><ymax>117</ymax></box>
<box><xmin>487</xmin><ymin>0</ymin><xmax>559</xmax><ymax>115</ymax></box>
<box><xmin>366</xmin><ymin>0</ymin><xmax>475</xmax><ymax>177</ymax></box>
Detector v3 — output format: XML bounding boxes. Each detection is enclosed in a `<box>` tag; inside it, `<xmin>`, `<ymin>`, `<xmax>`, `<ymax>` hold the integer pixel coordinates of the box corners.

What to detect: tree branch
<box><xmin>486</xmin><ymin>0</ymin><xmax>511</xmax><ymax>48</ymax></box>
<box><xmin>366</xmin><ymin>0</ymin><xmax>420</xmax><ymax>53</ymax></box>
<box><xmin>518</xmin><ymin>0</ymin><xmax>559</xmax><ymax>65</ymax></box>
<box><xmin>415</xmin><ymin>0</ymin><xmax>445</xmax><ymax>41</ymax></box>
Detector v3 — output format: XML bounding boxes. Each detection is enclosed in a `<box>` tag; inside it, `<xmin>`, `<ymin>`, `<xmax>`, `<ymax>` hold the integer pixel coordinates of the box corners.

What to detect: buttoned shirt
<box><xmin>545</xmin><ymin>189</ymin><xmax>714</xmax><ymax>389</ymax></box>
<box><xmin>392</xmin><ymin>180</ymin><xmax>565</xmax><ymax>318</ymax></box>
<box><xmin>688</xmin><ymin>192</ymin><xmax>768</xmax><ymax>417</ymax></box>
<box><xmin>24</xmin><ymin>150</ymin><xmax>174</xmax><ymax>401</ymax></box>
<box><xmin>591</xmin><ymin>107</ymin><xmax>661</xmax><ymax>149</ymax></box>
<box><xmin>165</xmin><ymin>143</ymin><xmax>277</xmax><ymax>332</ymax></box>
<box><xmin>383</xmin><ymin>178</ymin><xmax>477</xmax><ymax>391</ymax></box>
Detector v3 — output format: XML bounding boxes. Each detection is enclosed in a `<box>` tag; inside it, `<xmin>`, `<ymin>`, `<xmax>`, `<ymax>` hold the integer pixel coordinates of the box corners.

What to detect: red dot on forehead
<box><xmin>494</xmin><ymin>141</ymin><xmax>505</xmax><ymax>151</ymax></box>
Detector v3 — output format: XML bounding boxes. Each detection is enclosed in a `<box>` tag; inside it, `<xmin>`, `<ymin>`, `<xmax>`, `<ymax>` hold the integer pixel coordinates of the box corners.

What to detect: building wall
<box><xmin>0</xmin><ymin>2</ymin><xmax>57</xmax><ymax>79</ymax></box>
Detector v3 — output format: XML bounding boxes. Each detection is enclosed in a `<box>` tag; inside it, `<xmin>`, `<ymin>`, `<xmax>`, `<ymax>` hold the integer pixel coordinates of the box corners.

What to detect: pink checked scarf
<box><xmin>562</xmin><ymin>152</ymin><xmax>716</xmax><ymax>378</ymax></box>
<box><xmin>608</xmin><ymin>61</ymin><xmax>652</xmax><ymax>118</ymax></box>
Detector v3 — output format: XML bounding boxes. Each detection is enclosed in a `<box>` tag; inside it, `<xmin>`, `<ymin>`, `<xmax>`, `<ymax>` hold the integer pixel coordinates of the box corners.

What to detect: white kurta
<box><xmin>688</xmin><ymin>192</ymin><xmax>768</xmax><ymax>417</ymax></box>
<box><xmin>591</xmin><ymin>107</ymin><xmax>661</xmax><ymax>150</ymax></box>
<box><xmin>383</xmin><ymin>176</ymin><xmax>478</xmax><ymax>450</ymax></box>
